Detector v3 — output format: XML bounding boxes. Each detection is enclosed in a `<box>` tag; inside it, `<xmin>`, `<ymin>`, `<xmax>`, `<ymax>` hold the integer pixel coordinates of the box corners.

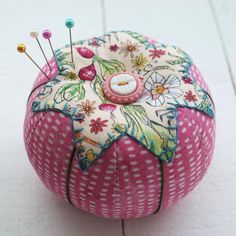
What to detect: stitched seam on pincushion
<box><xmin>204</xmin><ymin>119</ymin><xmax>215</xmax><ymax>169</ymax></box>
<box><xmin>202</xmin><ymin>129</ymin><xmax>210</xmax><ymax>175</ymax></box>
<box><xmin>153</xmin><ymin>159</ymin><xmax>164</xmax><ymax>214</ymax></box>
<box><xmin>27</xmin><ymin>111</ymin><xmax>75</xmax><ymax>204</ymax></box>
<box><xmin>113</xmin><ymin>140</ymin><xmax>119</xmax><ymax>217</ymax></box>
<box><xmin>66</xmin><ymin>146</ymin><xmax>76</xmax><ymax>205</ymax></box>
<box><xmin>153</xmin><ymin>107</ymin><xmax>180</xmax><ymax>213</ymax></box>
<box><xmin>27</xmin><ymin>57</ymin><xmax>60</xmax><ymax>104</ymax></box>
<box><xmin>66</xmin><ymin>118</ymin><xmax>80</xmax><ymax>205</ymax></box>
<box><xmin>27</xmin><ymin>82</ymin><xmax>49</xmax><ymax>104</ymax></box>
<box><xmin>27</xmin><ymin>112</ymin><xmax>48</xmax><ymax>142</ymax></box>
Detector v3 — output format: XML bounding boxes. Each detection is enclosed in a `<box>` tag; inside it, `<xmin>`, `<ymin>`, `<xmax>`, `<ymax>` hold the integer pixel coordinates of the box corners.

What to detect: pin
<box><xmin>65</xmin><ymin>19</ymin><xmax>75</xmax><ymax>66</ymax></box>
<box><xmin>30</xmin><ymin>30</ymin><xmax>52</xmax><ymax>71</ymax></box>
<box><xmin>42</xmin><ymin>29</ymin><xmax>59</xmax><ymax>70</ymax></box>
<box><xmin>17</xmin><ymin>44</ymin><xmax>50</xmax><ymax>79</ymax></box>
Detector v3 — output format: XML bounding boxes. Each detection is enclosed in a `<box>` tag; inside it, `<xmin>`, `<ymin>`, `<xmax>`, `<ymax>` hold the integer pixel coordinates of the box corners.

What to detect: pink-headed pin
<box><xmin>30</xmin><ymin>30</ymin><xmax>52</xmax><ymax>71</ymax></box>
<box><xmin>42</xmin><ymin>29</ymin><xmax>59</xmax><ymax>70</ymax></box>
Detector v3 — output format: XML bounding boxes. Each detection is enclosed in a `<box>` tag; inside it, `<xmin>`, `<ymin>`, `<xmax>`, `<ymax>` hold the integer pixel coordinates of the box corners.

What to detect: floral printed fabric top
<box><xmin>32</xmin><ymin>31</ymin><xmax>214</xmax><ymax>171</ymax></box>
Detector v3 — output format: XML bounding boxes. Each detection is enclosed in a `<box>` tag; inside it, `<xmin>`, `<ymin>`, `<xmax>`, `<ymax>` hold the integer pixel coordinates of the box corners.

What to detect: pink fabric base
<box><xmin>24</xmin><ymin>62</ymin><xmax>215</xmax><ymax>219</ymax></box>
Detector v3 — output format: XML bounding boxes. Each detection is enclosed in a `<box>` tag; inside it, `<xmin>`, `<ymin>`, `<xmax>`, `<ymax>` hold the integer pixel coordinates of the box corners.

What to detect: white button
<box><xmin>110</xmin><ymin>74</ymin><xmax>137</xmax><ymax>95</ymax></box>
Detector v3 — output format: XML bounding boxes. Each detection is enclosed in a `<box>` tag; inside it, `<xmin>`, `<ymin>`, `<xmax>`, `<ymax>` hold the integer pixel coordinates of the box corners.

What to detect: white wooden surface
<box><xmin>0</xmin><ymin>0</ymin><xmax>235</xmax><ymax>235</ymax></box>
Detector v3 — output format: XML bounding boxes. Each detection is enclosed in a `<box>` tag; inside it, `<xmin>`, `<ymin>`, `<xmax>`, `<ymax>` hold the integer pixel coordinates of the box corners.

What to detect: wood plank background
<box><xmin>0</xmin><ymin>0</ymin><xmax>235</xmax><ymax>235</ymax></box>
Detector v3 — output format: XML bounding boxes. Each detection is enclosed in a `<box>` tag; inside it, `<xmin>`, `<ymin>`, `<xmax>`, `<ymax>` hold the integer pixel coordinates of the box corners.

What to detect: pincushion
<box><xmin>24</xmin><ymin>31</ymin><xmax>215</xmax><ymax>219</ymax></box>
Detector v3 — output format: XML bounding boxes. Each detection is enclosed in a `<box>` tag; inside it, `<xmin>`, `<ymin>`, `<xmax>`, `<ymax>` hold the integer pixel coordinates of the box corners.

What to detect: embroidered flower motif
<box><xmin>85</xmin><ymin>149</ymin><xmax>96</xmax><ymax>161</ymax></box>
<box><xmin>111</xmin><ymin>123</ymin><xmax>126</xmax><ymax>134</ymax></box>
<box><xmin>109</xmin><ymin>44</ymin><xmax>119</xmax><ymax>52</ymax></box>
<box><xmin>182</xmin><ymin>76</ymin><xmax>193</xmax><ymax>84</ymax></box>
<box><xmin>131</xmin><ymin>53</ymin><xmax>148</xmax><ymax>70</ymax></box>
<box><xmin>148</xmin><ymin>49</ymin><xmax>166</xmax><ymax>59</ymax></box>
<box><xmin>142</xmin><ymin>73</ymin><xmax>183</xmax><ymax>107</ymax></box>
<box><xmin>89</xmin><ymin>118</ymin><xmax>108</xmax><ymax>134</ymax></box>
<box><xmin>65</xmin><ymin>71</ymin><xmax>78</xmax><ymax>81</ymax></box>
<box><xmin>62</xmin><ymin>104</ymin><xmax>85</xmax><ymax>120</ymax></box>
<box><xmin>184</xmin><ymin>90</ymin><xmax>198</xmax><ymax>102</ymax></box>
<box><xmin>78</xmin><ymin>100</ymin><xmax>96</xmax><ymax>116</ymax></box>
<box><xmin>119</xmin><ymin>40</ymin><xmax>139</xmax><ymax>58</ymax></box>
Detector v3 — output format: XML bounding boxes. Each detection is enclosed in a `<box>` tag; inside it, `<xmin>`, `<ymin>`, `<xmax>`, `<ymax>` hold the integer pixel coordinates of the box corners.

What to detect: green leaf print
<box><xmin>121</xmin><ymin>105</ymin><xmax>176</xmax><ymax>161</ymax></box>
<box><xmin>54</xmin><ymin>81</ymin><xmax>85</xmax><ymax>103</ymax></box>
<box><xmin>197</xmin><ymin>92</ymin><xmax>214</xmax><ymax>117</ymax></box>
<box><xmin>91</xmin><ymin>75</ymin><xmax>107</xmax><ymax>102</ymax></box>
<box><xmin>94</xmin><ymin>55</ymin><xmax>125</xmax><ymax>79</ymax></box>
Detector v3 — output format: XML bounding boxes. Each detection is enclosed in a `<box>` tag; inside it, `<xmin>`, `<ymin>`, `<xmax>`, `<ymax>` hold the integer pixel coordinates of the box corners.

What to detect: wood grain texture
<box><xmin>211</xmin><ymin>0</ymin><xmax>236</xmax><ymax>93</ymax></box>
<box><xmin>0</xmin><ymin>0</ymin><xmax>236</xmax><ymax>235</ymax></box>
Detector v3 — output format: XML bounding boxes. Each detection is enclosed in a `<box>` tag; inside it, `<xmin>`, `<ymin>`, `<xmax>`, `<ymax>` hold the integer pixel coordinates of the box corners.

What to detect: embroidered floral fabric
<box><xmin>32</xmin><ymin>31</ymin><xmax>214</xmax><ymax>171</ymax></box>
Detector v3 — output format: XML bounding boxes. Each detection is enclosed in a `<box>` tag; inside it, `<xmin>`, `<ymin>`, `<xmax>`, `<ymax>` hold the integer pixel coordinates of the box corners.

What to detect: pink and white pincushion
<box><xmin>24</xmin><ymin>31</ymin><xmax>215</xmax><ymax>219</ymax></box>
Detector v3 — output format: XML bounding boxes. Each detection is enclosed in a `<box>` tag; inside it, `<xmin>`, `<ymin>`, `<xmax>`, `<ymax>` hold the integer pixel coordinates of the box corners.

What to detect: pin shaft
<box><xmin>36</xmin><ymin>37</ymin><xmax>52</xmax><ymax>71</ymax></box>
<box><xmin>69</xmin><ymin>28</ymin><xmax>74</xmax><ymax>65</ymax></box>
<box><xmin>48</xmin><ymin>38</ymin><xmax>59</xmax><ymax>70</ymax></box>
<box><xmin>24</xmin><ymin>51</ymin><xmax>50</xmax><ymax>79</ymax></box>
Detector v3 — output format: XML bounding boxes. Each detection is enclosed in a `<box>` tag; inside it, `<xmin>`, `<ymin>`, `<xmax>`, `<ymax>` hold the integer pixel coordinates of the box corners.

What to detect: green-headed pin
<box><xmin>65</xmin><ymin>18</ymin><xmax>75</xmax><ymax>66</ymax></box>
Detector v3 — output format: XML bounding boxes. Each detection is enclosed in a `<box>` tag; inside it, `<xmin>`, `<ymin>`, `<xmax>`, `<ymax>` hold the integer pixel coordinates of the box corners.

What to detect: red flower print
<box><xmin>184</xmin><ymin>90</ymin><xmax>198</xmax><ymax>102</ymax></box>
<box><xmin>89</xmin><ymin>118</ymin><xmax>108</xmax><ymax>134</ymax></box>
<box><xmin>182</xmin><ymin>76</ymin><xmax>193</xmax><ymax>84</ymax></box>
<box><xmin>109</xmin><ymin>44</ymin><xmax>118</xmax><ymax>52</ymax></box>
<box><xmin>148</xmin><ymin>49</ymin><xmax>166</xmax><ymax>59</ymax></box>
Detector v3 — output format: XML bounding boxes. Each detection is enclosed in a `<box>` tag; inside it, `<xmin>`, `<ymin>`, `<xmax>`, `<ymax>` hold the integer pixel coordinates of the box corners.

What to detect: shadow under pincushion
<box><xmin>24</xmin><ymin>31</ymin><xmax>215</xmax><ymax>219</ymax></box>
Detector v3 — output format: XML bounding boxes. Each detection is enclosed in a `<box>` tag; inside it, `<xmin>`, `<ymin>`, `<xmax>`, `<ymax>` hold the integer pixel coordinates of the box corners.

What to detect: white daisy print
<box><xmin>142</xmin><ymin>73</ymin><xmax>183</xmax><ymax>107</ymax></box>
